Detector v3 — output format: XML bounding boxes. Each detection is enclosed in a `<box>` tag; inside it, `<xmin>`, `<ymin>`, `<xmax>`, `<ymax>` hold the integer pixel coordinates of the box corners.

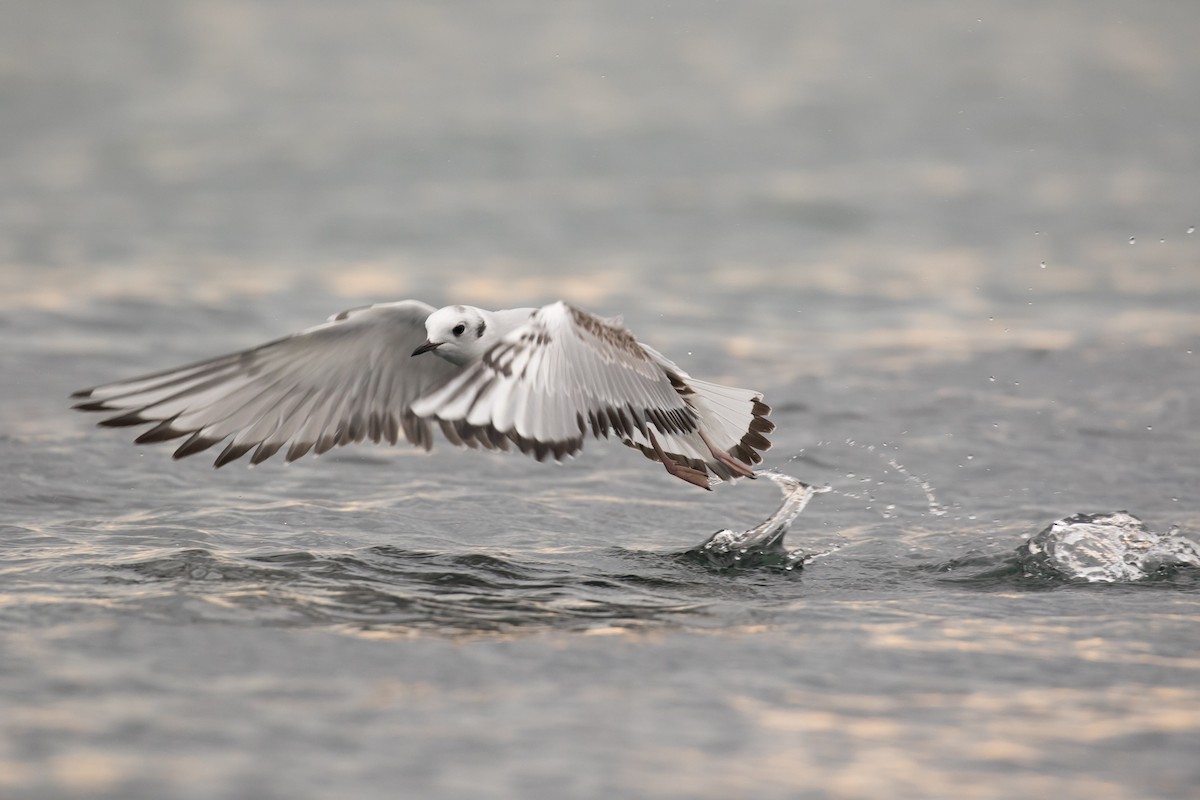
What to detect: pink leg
<box><xmin>698</xmin><ymin>430</ymin><xmax>756</xmax><ymax>479</ymax></box>
<box><xmin>648</xmin><ymin>430</ymin><xmax>712</xmax><ymax>490</ymax></box>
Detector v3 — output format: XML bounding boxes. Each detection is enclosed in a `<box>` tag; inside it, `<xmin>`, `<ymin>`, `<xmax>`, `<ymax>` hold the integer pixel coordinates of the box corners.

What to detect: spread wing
<box><xmin>71</xmin><ymin>301</ymin><xmax>463</xmax><ymax>466</ymax></box>
<box><xmin>409</xmin><ymin>301</ymin><xmax>769</xmax><ymax>480</ymax></box>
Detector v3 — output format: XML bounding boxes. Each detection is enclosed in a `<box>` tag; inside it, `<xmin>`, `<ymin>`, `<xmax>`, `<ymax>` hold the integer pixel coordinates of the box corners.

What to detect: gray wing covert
<box><xmin>72</xmin><ymin>301</ymin><xmax>462</xmax><ymax>466</ymax></box>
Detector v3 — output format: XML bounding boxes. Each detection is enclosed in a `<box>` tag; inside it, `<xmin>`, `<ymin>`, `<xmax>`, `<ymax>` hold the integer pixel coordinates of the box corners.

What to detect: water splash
<box><xmin>790</xmin><ymin>440</ymin><xmax>945</xmax><ymax>519</ymax></box>
<box><xmin>882</xmin><ymin>456</ymin><xmax>945</xmax><ymax>517</ymax></box>
<box><xmin>685</xmin><ymin>470</ymin><xmax>830</xmax><ymax>571</ymax></box>
<box><xmin>1017</xmin><ymin>511</ymin><xmax>1200</xmax><ymax>582</ymax></box>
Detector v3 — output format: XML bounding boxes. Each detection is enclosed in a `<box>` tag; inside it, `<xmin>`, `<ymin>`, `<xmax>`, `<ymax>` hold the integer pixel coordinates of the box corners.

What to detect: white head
<box><xmin>412</xmin><ymin>305</ymin><xmax>496</xmax><ymax>366</ymax></box>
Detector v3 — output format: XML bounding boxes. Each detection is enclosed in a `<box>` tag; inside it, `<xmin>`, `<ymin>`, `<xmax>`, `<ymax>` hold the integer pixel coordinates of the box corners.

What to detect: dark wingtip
<box><xmin>98</xmin><ymin>410</ymin><xmax>150</xmax><ymax>427</ymax></box>
<box><xmin>72</xmin><ymin>400</ymin><xmax>112</xmax><ymax>412</ymax></box>
<box><xmin>285</xmin><ymin>440</ymin><xmax>314</xmax><ymax>462</ymax></box>
<box><xmin>214</xmin><ymin>441</ymin><xmax>255</xmax><ymax>468</ymax></box>
<box><xmin>134</xmin><ymin>419</ymin><xmax>188</xmax><ymax>444</ymax></box>
<box><xmin>70</xmin><ymin>388</ymin><xmax>95</xmax><ymax>399</ymax></box>
<box><xmin>250</xmin><ymin>441</ymin><xmax>284</xmax><ymax>465</ymax></box>
<box><xmin>173</xmin><ymin>432</ymin><xmax>223</xmax><ymax>460</ymax></box>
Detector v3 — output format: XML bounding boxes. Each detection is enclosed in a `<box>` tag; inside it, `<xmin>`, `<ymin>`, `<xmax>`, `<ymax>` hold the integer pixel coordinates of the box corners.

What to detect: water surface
<box><xmin>3</xmin><ymin>2</ymin><xmax>1200</xmax><ymax>798</ymax></box>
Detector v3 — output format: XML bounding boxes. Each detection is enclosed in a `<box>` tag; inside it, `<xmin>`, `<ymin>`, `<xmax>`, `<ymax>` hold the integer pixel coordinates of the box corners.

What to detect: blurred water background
<box><xmin>2</xmin><ymin>1</ymin><xmax>1199</xmax><ymax>798</ymax></box>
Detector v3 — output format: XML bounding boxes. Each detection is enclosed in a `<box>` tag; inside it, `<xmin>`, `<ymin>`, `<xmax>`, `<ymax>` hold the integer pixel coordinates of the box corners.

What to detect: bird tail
<box><xmin>618</xmin><ymin>375</ymin><xmax>774</xmax><ymax>483</ymax></box>
<box><xmin>684</xmin><ymin>378</ymin><xmax>774</xmax><ymax>468</ymax></box>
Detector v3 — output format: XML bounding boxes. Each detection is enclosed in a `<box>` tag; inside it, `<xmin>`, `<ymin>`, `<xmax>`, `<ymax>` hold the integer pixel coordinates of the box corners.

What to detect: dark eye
<box><xmin>452</xmin><ymin>323</ymin><xmax>466</xmax><ymax>337</ymax></box>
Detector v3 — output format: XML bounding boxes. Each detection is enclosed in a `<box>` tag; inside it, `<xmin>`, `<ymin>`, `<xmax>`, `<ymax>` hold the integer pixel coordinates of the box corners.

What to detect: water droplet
<box><xmin>988</xmin><ymin>376</ymin><xmax>996</xmax><ymax>382</ymax></box>
<box><xmin>966</xmin><ymin>454</ymin><xmax>974</xmax><ymax>460</ymax></box>
<box><xmin>1039</xmin><ymin>261</ymin><xmax>1046</xmax><ymax>268</ymax></box>
<box><xmin>1188</xmin><ymin>226</ymin><xmax>1195</xmax><ymax>234</ymax></box>
<box><xmin>1033</xmin><ymin>230</ymin><xmax>1040</xmax><ymax>236</ymax></box>
<box><xmin>1128</xmin><ymin>236</ymin><xmax>1136</xmax><ymax>244</ymax></box>
<box><xmin>1146</xmin><ymin>425</ymin><xmax>1153</xmax><ymax>431</ymax></box>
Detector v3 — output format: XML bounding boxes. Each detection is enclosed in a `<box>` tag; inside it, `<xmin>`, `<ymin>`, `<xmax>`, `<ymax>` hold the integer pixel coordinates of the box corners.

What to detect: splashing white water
<box><xmin>690</xmin><ymin>470</ymin><xmax>830</xmax><ymax>570</ymax></box>
<box><xmin>1019</xmin><ymin>511</ymin><xmax>1200</xmax><ymax>582</ymax></box>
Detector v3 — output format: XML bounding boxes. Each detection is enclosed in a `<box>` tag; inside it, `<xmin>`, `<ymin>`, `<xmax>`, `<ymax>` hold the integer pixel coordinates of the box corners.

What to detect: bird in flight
<box><xmin>71</xmin><ymin>301</ymin><xmax>773</xmax><ymax>490</ymax></box>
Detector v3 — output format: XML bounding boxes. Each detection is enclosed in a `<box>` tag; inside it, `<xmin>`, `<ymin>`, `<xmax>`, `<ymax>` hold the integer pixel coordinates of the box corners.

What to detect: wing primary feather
<box><xmin>250</xmin><ymin>440</ymin><xmax>285</xmax><ymax>465</ymax></box>
<box><xmin>387</xmin><ymin>413</ymin><xmax>403</xmax><ymax>446</ymax></box>
<box><xmin>214</xmin><ymin>440</ymin><xmax>257</xmax><ymax>468</ymax></box>
<box><xmin>133</xmin><ymin>417</ymin><xmax>188</xmax><ymax>444</ymax></box>
<box><xmin>174</xmin><ymin>431</ymin><xmax>224</xmax><ymax>460</ymax></box>
<box><xmin>285</xmin><ymin>440</ymin><xmax>314</xmax><ymax>462</ymax></box>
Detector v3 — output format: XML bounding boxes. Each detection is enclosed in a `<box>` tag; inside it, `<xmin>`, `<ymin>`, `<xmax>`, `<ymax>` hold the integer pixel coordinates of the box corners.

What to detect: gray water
<box><xmin>3</xmin><ymin>2</ymin><xmax>1200</xmax><ymax>798</ymax></box>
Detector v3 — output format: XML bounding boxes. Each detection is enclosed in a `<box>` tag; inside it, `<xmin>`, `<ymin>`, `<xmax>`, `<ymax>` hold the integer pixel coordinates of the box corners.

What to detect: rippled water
<box><xmin>4</xmin><ymin>2</ymin><xmax>1200</xmax><ymax>798</ymax></box>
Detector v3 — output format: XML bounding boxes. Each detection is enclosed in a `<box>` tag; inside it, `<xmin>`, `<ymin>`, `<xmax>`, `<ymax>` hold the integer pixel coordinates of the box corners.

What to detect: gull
<box><xmin>71</xmin><ymin>301</ymin><xmax>774</xmax><ymax>489</ymax></box>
